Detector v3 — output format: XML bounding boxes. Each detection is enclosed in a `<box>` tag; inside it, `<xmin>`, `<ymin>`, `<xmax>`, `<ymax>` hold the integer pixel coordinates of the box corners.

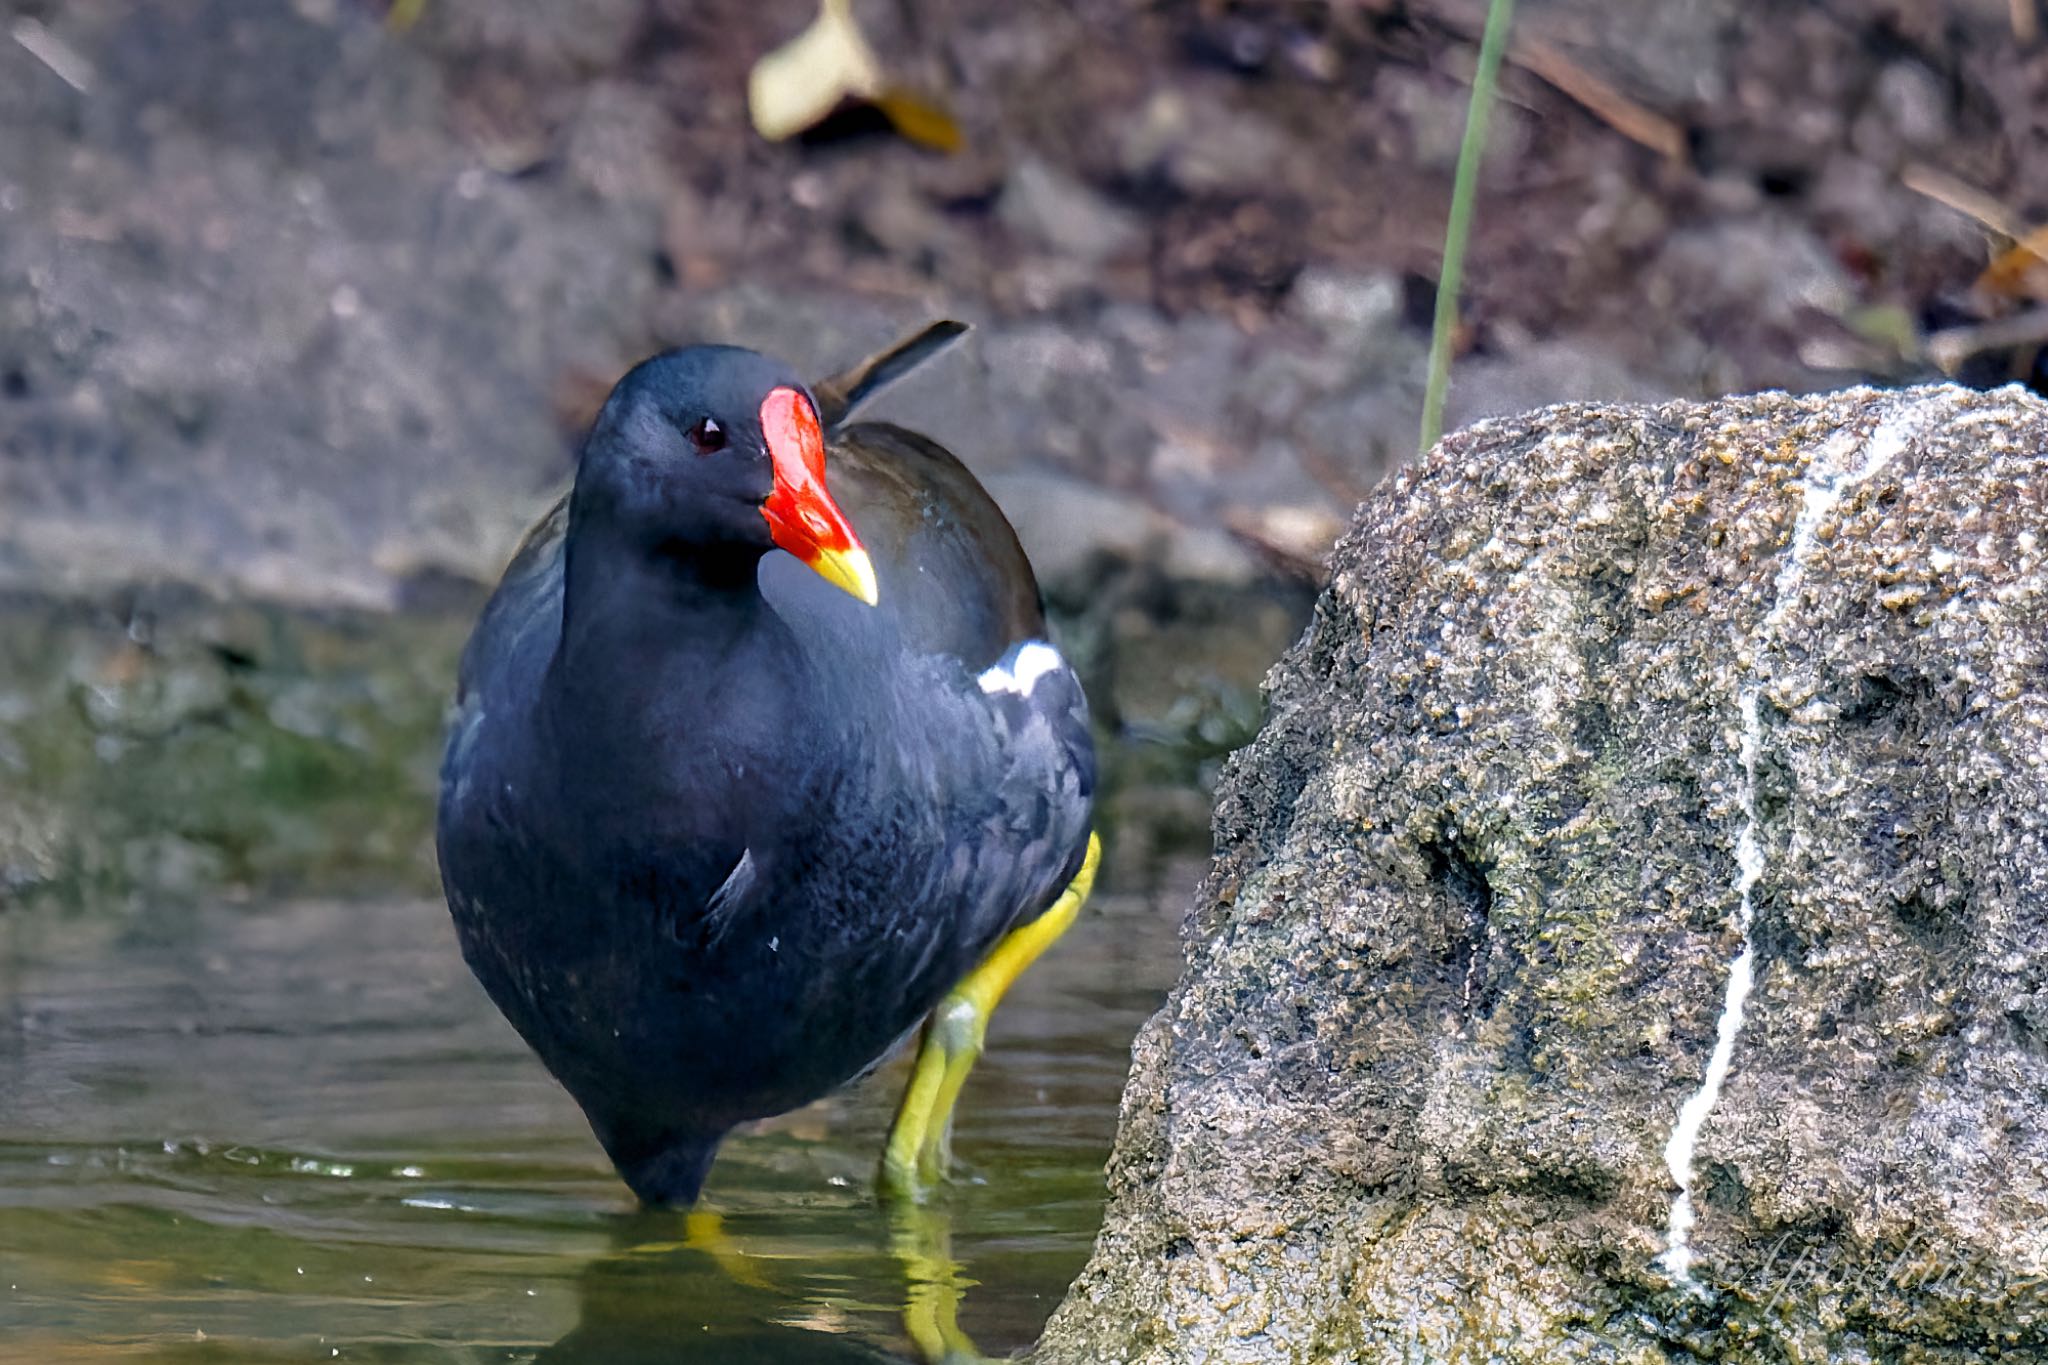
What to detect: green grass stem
<box><xmin>1420</xmin><ymin>0</ymin><xmax>1518</xmax><ymax>454</ymax></box>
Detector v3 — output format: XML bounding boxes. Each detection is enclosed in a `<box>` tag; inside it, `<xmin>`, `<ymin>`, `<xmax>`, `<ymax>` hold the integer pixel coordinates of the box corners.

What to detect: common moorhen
<box><xmin>436</xmin><ymin>322</ymin><xmax>1098</xmax><ymax>1205</ymax></box>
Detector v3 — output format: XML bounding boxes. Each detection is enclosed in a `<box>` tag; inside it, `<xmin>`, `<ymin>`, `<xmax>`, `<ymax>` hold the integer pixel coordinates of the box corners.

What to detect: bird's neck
<box><xmin>549</xmin><ymin>525</ymin><xmax>775</xmax><ymax>723</ymax></box>
<box><xmin>540</xmin><ymin>531</ymin><xmax>812</xmax><ymax>850</ymax></box>
<box><xmin>559</xmin><ymin>513</ymin><xmax>766</xmax><ymax>637</ymax></box>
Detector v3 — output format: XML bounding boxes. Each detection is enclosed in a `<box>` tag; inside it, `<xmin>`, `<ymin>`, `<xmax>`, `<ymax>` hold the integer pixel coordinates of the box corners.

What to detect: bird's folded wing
<box><xmin>973</xmin><ymin>638</ymin><xmax>1097</xmax><ymax>927</ymax></box>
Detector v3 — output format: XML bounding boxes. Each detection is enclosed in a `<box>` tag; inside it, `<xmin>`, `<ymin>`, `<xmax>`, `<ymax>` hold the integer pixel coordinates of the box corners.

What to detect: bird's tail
<box><xmin>811</xmin><ymin>320</ymin><xmax>969</xmax><ymax>429</ymax></box>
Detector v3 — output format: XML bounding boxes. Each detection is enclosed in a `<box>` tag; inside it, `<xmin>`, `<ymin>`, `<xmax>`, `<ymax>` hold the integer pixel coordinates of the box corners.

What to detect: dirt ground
<box><xmin>424</xmin><ymin>0</ymin><xmax>2048</xmax><ymax>393</ymax></box>
<box><xmin>5</xmin><ymin>0</ymin><xmax>2044</xmax><ymax>613</ymax></box>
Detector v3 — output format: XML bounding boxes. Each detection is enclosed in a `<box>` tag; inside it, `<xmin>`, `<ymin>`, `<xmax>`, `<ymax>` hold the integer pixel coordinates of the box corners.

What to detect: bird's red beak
<box><xmin>759</xmin><ymin>386</ymin><xmax>879</xmax><ymax>606</ymax></box>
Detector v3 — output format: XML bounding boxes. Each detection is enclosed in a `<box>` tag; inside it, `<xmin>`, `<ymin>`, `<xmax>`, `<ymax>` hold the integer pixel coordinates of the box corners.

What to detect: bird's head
<box><xmin>570</xmin><ymin>345</ymin><xmax>878</xmax><ymax>605</ymax></box>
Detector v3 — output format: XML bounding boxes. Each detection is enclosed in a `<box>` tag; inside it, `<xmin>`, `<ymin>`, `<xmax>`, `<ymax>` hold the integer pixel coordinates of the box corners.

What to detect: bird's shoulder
<box><xmin>443</xmin><ymin>493</ymin><xmax>568</xmax><ymax>792</ymax></box>
<box><xmin>457</xmin><ymin>494</ymin><xmax>567</xmax><ymax>693</ymax></box>
<box><xmin>823</xmin><ymin>420</ymin><xmax>1044</xmax><ymax>670</ymax></box>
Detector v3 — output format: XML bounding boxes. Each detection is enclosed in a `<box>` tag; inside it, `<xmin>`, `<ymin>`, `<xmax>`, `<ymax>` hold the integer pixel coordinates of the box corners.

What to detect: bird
<box><xmin>435</xmin><ymin>321</ymin><xmax>1098</xmax><ymax>1206</ymax></box>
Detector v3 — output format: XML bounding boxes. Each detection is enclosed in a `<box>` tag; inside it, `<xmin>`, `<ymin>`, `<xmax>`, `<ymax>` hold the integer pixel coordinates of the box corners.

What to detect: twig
<box><xmin>1427</xmin><ymin>1</ymin><xmax>1686</xmax><ymax>162</ymax></box>
<box><xmin>1508</xmin><ymin>33</ymin><xmax>1687</xmax><ymax>162</ymax></box>
<box><xmin>11</xmin><ymin>18</ymin><xmax>93</xmax><ymax>93</ymax></box>
<box><xmin>1421</xmin><ymin>0</ymin><xmax>1516</xmax><ymax>454</ymax></box>
<box><xmin>1900</xmin><ymin>163</ymin><xmax>2027</xmax><ymax>241</ymax></box>
<box><xmin>1222</xmin><ymin>511</ymin><xmax>1336</xmax><ymax>584</ymax></box>
<box><xmin>1924</xmin><ymin>308</ymin><xmax>2048</xmax><ymax>373</ymax></box>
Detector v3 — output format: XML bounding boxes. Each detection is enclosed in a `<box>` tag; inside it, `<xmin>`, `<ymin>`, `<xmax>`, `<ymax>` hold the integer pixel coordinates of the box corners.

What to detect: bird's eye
<box><xmin>687</xmin><ymin>417</ymin><xmax>726</xmax><ymax>454</ymax></box>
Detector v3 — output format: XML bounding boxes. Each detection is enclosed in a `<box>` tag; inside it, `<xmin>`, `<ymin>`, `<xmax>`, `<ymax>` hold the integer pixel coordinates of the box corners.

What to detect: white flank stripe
<box><xmin>978</xmin><ymin>641</ymin><xmax>1064</xmax><ymax>697</ymax></box>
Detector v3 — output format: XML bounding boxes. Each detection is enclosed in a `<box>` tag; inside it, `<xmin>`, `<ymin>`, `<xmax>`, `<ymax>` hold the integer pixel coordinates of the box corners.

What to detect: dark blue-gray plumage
<box><xmin>435</xmin><ymin>324</ymin><xmax>1094</xmax><ymax>1204</ymax></box>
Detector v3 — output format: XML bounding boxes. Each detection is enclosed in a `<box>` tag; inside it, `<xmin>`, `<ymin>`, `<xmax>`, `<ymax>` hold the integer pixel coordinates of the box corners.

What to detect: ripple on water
<box><xmin>0</xmin><ymin>890</ymin><xmax>1181</xmax><ymax>1361</ymax></box>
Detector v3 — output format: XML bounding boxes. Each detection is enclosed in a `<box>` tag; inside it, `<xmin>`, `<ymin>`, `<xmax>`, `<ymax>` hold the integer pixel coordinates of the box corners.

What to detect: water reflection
<box><xmin>888</xmin><ymin>1203</ymin><xmax>983</xmax><ymax>1365</ymax></box>
<box><xmin>0</xmin><ymin>885</ymin><xmax>1186</xmax><ymax>1360</ymax></box>
<box><xmin>538</xmin><ymin>1203</ymin><xmax>986</xmax><ymax>1364</ymax></box>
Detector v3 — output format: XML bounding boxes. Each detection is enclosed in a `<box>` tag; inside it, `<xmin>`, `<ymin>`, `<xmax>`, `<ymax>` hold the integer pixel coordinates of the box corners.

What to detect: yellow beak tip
<box><xmin>815</xmin><ymin>546</ymin><xmax>880</xmax><ymax>607</ymax></box>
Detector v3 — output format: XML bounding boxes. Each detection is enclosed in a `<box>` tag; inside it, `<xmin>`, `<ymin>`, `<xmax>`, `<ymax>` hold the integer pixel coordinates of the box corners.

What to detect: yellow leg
<box><xmin>881</xmin><ymin>833</ymin><xmax>1102</xmax><ymax>1199</ymax></box>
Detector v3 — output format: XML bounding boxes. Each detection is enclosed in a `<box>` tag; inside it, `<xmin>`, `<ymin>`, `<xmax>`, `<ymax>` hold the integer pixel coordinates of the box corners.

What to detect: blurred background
<box><xmin>1</xmin><ymin>0</ymin><xmax>2045</xmax><ymax>1359</ymax></box>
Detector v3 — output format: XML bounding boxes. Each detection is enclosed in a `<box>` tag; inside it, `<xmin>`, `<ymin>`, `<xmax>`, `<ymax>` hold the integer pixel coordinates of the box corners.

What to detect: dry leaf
<box><xmin>873</xmin><ymin>88</ymin><xmax>963</xmax><ymax>153</ymax></box>
<box><xmin>1977</xmin><ymin>224</ymin><xmax>2048</xmax><ymax>304</ymax></box>
<box><xmin>748</xmin><ymin>0</ymin><xmax>961</xmax><ymax>150</ymax></box>
<box><xmin>747</xmin><ymin>0</ymin><xmax>884</xmax><ymax>142</ymax></box>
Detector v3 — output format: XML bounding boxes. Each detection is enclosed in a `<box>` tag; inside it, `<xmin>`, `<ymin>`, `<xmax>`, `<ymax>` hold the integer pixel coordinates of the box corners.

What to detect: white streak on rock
<box><xmin>1657</xmin><ymin>398</ymin><xmax>1928</xmax><ymax>1290</ymax></box>
<box><xmin>1659</xmin><ymin>687</ymin><xmax>1765</xmax><ymax>1286</ymax></box>
<box><xmin>1765</xmin><ymin>404</ymin><xmax>1923</xmax><ymax>632</ymax></box>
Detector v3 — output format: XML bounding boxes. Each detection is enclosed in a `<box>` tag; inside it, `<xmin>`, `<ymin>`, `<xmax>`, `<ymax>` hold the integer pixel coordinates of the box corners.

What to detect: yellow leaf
<box><xmin>747</xmin><ymin>0</ymin><xmax>884</xmax><ymax>142</ymax></box>
<box><xmin>874</xmin><ymin>88</ymin><xmax>963</xmax><ymax>153</ymax></box>
<box><xmin>1977</xmin><ymin>224</ymin><xmax>2048</xmax><ymax>304</ymax></box>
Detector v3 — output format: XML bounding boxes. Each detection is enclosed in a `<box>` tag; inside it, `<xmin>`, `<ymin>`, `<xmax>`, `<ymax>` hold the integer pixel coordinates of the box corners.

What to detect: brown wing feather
<box><xmin>825</xmin><ymin>422</ymin><xmax>1044</xmax><ymax>669</ymax></box>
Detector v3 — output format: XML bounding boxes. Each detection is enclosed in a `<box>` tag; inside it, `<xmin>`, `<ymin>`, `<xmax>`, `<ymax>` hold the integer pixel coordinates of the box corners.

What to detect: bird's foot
<box><xmin>878</xmin><ymin>832</ymin><xmax>1101</xmax><ymax>1201</ymax></box>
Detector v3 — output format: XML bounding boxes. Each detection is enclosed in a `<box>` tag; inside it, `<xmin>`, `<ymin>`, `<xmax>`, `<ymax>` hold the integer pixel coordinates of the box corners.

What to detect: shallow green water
<box><xmin>0</xmin><ymin>881</ymin><xmax>1187</xmax><ymax>1361</ymax></box>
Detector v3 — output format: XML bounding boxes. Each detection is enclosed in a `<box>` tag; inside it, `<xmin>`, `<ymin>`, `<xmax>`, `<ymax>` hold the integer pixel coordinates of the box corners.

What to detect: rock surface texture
<box><xmin>1036</xmin><ymin>384</ymin><xmax>2048</xmax><ymax>1363</ymax></box>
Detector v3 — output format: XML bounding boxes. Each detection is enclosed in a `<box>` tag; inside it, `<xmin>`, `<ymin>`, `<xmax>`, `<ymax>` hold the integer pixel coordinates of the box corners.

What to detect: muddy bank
<box><xmin>1</xmin><ymin>0</ymin><xmax>1393</xmax><ymax>612</ymax></box>
<box><xmin>1</xmin><ymin>0</ymin><xmax>1336</xmax><ymax>908</ymax></box>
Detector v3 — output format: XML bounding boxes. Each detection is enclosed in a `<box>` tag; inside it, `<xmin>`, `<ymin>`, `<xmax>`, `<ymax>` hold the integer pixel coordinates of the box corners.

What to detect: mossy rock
<box><xmin>1036</xmin><ymin>384</ymin><xmax>2048</xmax><ymax>1363</ymax></box>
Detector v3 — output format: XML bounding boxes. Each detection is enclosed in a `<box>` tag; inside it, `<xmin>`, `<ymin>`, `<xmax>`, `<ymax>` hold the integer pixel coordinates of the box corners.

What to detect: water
<box><xmin>0</xmin><ymin>880</ymin><xmax>1189</xmax><ymax>1361</ymax></box>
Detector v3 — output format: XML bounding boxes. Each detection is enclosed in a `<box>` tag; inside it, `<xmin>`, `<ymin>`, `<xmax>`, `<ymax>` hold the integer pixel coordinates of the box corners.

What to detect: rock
<box><xmin>412</xmin><ymin>0</ymin><xmax>641</xmax><ymax>75</ymax></box>
<box><xmin>1286</xmin><ymin>268</ymin><xmax>1403</xmax><ymax>348</ymax></box>
<box><xmin>849</xmin><ymin>178</ymin><xmax>972</xmax><ymax>266</ymax></box>
<box><xmin>560</xmin><ymin>80</ymin><xmax>676</xmax><ymax>205</ymax></box>
<box><xmin>998</xmin><ymin>156</ymin><xmax>1144</xmax><ymax>265</ymax></box>
<box><xmin>1505</xmin><ymin>0</ymin><xmax>1744</xmax><ymax>107</ymax></box>
<box><xmin>1652</xmin><ymin>217</ymin><xmax>1858</xmax><ymax>332</ymax></box>
<box><xmin>1870</xmin><ymin>59</ymin><xmax>1952</xmax><ymax>151</ymax></box>
<box><xmin>1036</xmin><ymin>384</ymin><xmax>2048</xmax><ymax>1362</ymax></box>
<box><xmin>1115</xmin><ymin>88</ymin><xmax>1298</xmax><ymax>198</ymax></box>
<box><xmin>1644</xmin><ymin>216</ymin><xmax>1865</xmax><ymax>392</ymax></box>
<box><xmin>1377</xmin><ymin>66</ymin><xmax>1530</xmax><ymax>175</ymax></box>
<box><xmin>981</xmin><ymin>472</ymin><xmax>1257</xmax><ymax>590</ymax></box>
<box><xmin>0</xmin><ymin>0</ymin><xmax>660</xmax><ymax>609</ymax></box>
